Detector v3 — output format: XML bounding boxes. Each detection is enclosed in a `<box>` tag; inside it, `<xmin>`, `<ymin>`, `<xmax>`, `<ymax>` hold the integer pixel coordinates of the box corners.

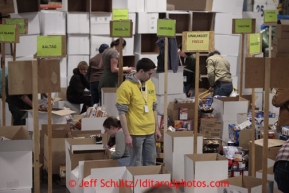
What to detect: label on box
<box><xmin>248</xmin><ymin>33</ymin><xmax>262</xmax><ymax>55</ymax></box>
<box><xmin>4</xmin><ymin>18</ymin><xmax>26</xmax><ymax>34</ymax></box>
<box><xmin>110</xmin><ymin>20</ymin><xmax>132</xmax><ymax>37</ymax></box>
<box><xmin>234</xmin><ymin>19</ymin><xmax>253</xmax><ymax>33</ymax></box>
<box><xmin>179</xmin><ymin>107</ymin><xmax>188</xmax><ymax>120</ymax></box>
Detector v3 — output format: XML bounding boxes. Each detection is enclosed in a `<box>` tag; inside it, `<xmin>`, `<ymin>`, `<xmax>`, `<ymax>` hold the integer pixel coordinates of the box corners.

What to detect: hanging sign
<box><xmin>232</xmin><ymin>19</ymin><xmax>256</xmax><ymax>34</ymax></box>
<box><xmin>112</xmin><ymin>9</ymin><xmax>129</xmax><ymax>20</ymax></box>
<box><xmin>157</xmin><ymin>19</ymin><xmax>176</xmax><ymax>37</ymax></box>
<box><xmin>247</xmin><ymin>33</ymin><xmax>262</xmax><ymax>56</ymax></box>
<box><xmin>36</xmin><ymin>36</ymin><xmax>66</xmax><ymax>58</ymax></box>
<box><xmin>264</xmin><ymin>10</ymin><xmax>278</xmax><ymax>24</ymax></box>
<box><xmin>0</xmin><ymin>24</ymin><xmax>20</xmax><ymax>43</ymax></box>
<box><xmin>3</xmin><ymin>18</ymin><xmax>28</xmax><ymax>34</ymax></box>
<box><xmin>110</xmin><ymin>20</ymin><xmax>132</xmax><ymax>38</ymax></box>
<box><xmin>182</xmin><ymin>31</ymin><xmax>214</xmax><ymax>52</ymax></box>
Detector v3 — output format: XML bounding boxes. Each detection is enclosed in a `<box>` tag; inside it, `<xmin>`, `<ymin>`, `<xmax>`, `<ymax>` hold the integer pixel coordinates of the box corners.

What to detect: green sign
<box><xmin>112</xmin><ymin>9</ymin><xmax>129</xmax><ymax>21</ymax></box>
<box><xmin>264</xmin><ymin>10</ymin><xmax>278</xmax><ymax>23</ymax></box>
<box><xmin>0</xmin><ymin>24</ymin><xmax>16</xmax><ymax>42</ymax></box>
<box><xmin>5</xmin><ymin>19</ymin><xmax>26</xmax><ymax>34</ymax></box>
<box><xmin>235</xmin><ymin>19</ymin><xmax>253</xmax><ymax>33</ymax></box>
<box><xmin>157</xmin><ymin>19</ymin><xmax>176</xmax><ymax>37</ymax></box>
<box><xmin>249</xmin><ymin>33</ymin><xmax>261</xmax><ymax>55</ymax></box>
<box><xmin>37</xmin><ymin>36</ymin><xmax>62</xmax><ymax>57</ymax></box>
<box><xmin>111</xmin><ymin>21</ymin><xmax>131</xmax><ymax>37</ymax></box>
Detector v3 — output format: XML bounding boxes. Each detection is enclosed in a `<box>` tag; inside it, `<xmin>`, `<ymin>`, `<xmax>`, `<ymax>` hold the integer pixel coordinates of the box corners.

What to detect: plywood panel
<box><xmin>8</xmin><ymin>60</ymin><xmax>61</xmax><ymax>95</ymax></box>
<box><xmin>245</xmin><ymin>58</ymin><xmax>289</xmax><ymax>88</ymax></box>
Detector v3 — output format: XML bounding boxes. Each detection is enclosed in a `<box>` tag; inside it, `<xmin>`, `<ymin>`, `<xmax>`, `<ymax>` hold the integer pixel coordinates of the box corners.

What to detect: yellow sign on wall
<box><xmin>182</xmin><ymin>31</ymin><xmax>214</xmax><ymax>52</ymax></box>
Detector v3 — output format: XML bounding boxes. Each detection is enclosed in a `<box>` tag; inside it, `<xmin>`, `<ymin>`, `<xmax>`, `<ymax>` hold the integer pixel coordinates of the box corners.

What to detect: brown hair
<box><xmin>77</xmin><ymin>61</ymin><xmax>88</xmax><ymax>70</ymax></box>
<box><xmin>103</xmin><ymin>116</ymin><xmax>121</xmax><ymax>129</ymax></box>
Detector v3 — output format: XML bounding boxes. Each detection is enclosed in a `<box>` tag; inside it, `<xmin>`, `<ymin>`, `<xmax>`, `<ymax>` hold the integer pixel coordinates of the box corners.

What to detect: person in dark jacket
<box><xmin>67</xmin><ymin>61</ymin><xmax>91</xmax><ymax>114</ymax></box>
<box><xmin>87</xmin><ymin>43</ymin><xmax>109</xmax><ymax>106</ymax></box>
<box><xmin>178</xmin><ymin>44</ymin><xmax>196</xmax><ymax>97</ymax></box>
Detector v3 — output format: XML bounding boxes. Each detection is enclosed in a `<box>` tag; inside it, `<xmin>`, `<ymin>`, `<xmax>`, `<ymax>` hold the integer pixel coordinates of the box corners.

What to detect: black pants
<box><xmin>274</xmin><ymin>161</ymin><xmax>289</xmax><ymax>193</ymax></box>
<box><xmin>8</xmin><ymin>103</ymin><xmax>26</xmax><ymax>126</ymax></box>
<box><xmin>67</xmin><ymin>95</ymin><xmax>91</xmax><ymax>114</ymax></box>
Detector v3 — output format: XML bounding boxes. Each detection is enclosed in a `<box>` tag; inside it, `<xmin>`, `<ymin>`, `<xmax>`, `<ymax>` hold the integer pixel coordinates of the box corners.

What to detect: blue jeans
<box><xmin>274</xmin><ymin>161</ymin><xmax>289</xmax><ymax>193</ymax></box>
<box><xmin>117</xmin><ymin>157</ymin><xmax>130</xmax><ymax>166</ymax></box>
<box><xmin>213</xmin><ymin>82</ymin><xmax>233</xmax><ymax>97</ymax></box>
<box><xmin>90</xmin><ymin>81</ymin><xmax>99</xmax><ymax>106</ymax></box>
<box><xmin>128</xmin><ymin>134</ymin><xmax>156</xmax><ymax>166</ymax></box>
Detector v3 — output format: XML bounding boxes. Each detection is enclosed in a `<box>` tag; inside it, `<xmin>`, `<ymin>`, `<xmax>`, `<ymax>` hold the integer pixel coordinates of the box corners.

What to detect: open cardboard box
<box><xmin>185</xmin><ymin>153</ymin><xmax>228</xmax><ymax>193</ymax></box>
<box><xmin>167</xmin><ymin>101</ymin><xmax>195</xmax><ymax>121</ymax></box>
<box><xmin>26</xmin><ymin>108</ymin><xmax>75</xmax><ymax>131</ymax></box>
<box><xmin>73</xmin><ymin>115</ymin><xmax>107</xmax><ymax>133</ymax></box>
<box><xmin>249</xmin><ymin>139</ymin><xmax>284</xmax><ymax>176</ymax></box>
<box><xmin>65</xmin><ymin>138</ymin><xmax>107</xmax><ymax>193</ymax></box>
<box><xmin>217</xmin><ymin>175</ymin><xmax>273</xmax><ymax>193</ymax></box>
<box><xmin>102</xmin><ymin>87</ymin><xmax>118</xmax><ymax>117</ymax></box>
<box><xmin>164</xmin><ymin>131</ymin><xmax>203</xmax><ymax>181</ymax></box>
<box><xmin>43</xmin><ymin>129</ymin><xmax>70</xmax><ymax>174</ymax></box>
<box><xmin>40</xmin><ymin>124</ymin><xmax>70</xmax><ymax>164</ymax></box>
<box><xmin>0</xmin><ymin>126</ymin><xmax>33</xmax><ymax>191</ymax></box>
<box><xmin>72</xmin><ymin>160</ymin><xmax>118</xmax><ymax>193</ymax></box>
<box><xmin>68</xmin><ymin>130</ymin><xmax>102</xmax><ymax>139</ymax></box>
<box><xmin>211</xmin><ymin>96</ymin><xmax>249</xmax><ymax>116</ymax></box>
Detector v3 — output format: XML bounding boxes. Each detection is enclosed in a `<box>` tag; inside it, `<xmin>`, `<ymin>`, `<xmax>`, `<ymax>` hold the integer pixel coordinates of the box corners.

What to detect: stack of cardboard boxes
<box><xmin>273</xmin><ymin>20</ymin><xmax>289</xmax><ymax>58</ymax></box>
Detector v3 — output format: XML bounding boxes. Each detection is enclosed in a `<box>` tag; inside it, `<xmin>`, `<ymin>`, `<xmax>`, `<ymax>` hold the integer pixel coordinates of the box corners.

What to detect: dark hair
<box><xmin>208</xmin><ymin>50</ymin><xmax>221</xmax><ymax>58</ymax></box>
<box><xmin>103</xmin><ymin>116</ymin><xmax>121</xmax><ymax>129</ymax></box>
<box><xmin>136</xmin><ymin>58</ymin><xmax>156</xmax><ymax>72</ymax></box>
<box><xmin>110</xmin><ymin>39</ymin><xmax>126</xmax><ymax>48</ymax></box>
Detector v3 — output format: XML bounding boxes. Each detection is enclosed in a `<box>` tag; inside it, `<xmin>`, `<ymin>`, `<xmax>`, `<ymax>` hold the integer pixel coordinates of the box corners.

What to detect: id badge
<box><xmin>183</xmin><ymin>76</ymin><xmax>187</xmax><ymax>82</ymax></box>
<box><xmin>144</xmin><ymin>105</ymin><xmax>149</xmax><ymax>113</ymax></box>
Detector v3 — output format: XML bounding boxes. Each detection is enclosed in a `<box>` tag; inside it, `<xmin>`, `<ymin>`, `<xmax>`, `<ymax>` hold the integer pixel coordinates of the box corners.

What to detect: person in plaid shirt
<box><xmin>274</xmin><ymin>139</ymin><xmax>289</xmax><ymax>192</ymax></box>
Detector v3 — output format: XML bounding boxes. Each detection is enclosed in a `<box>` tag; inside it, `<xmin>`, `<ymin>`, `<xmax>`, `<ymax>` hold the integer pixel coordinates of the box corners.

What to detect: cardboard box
<box><xmin>167</xmin><ymin>0</ymin><xmax>212</xmax><ymax>11</ymax></box>
<box><xmin>137</xmin><ymin>12</ymin><xmax>158</xmax><ymax>34</ymax></box>
<box><xmin>65</xmin><ymin>138</ymin><xmax>106</xmax><ymax>193</ymax></box>
<box><xmin>272</xmin><ymin>51</ymin><xmax>289</xmax><ymax>58</ymax></box>
<box><xmin>112</xmin><ymin>0</ymin><xmax>144</xmax><ymax>12</ymax></box>
<box><xmin>0</xmin><ymin>126</ymin><xmax>33</xmax><ymax>191</ymax></box>
<box><xmin>44</xmin><ymin>130</ymin><xmax>70</xmax><ymax>174</ymax></box>
<box><xmin>73</xmin><ymin>160</ymin><xmax>118</xmax><ymax>193</ymax></box>
<box><xmin>10</xmin><ymin>12</ymin><xmax>40</xmax><ymax>35</ymax></box>
<box><xmin>167</xmin><ymin>101</ymin><xmax>195</xmax><ymax>121</ymax></box>
<box><xmin>101</xmin><ymin>88</ymin><xmax>118</xmax><ymax>117</ymax></box>
<box><xmin>174</xmin><ymin>120</ymin><xmax>193</xmax><ymax>131</ymax></box>
<box><xmin>90</xmin><ymin>35</ymin><xmax>112</xmax><ymax>56</ymax></box>
<box><xmin>215</xmin><ymin>13</ymin><xmax>242</xmax><ymax>35</ymax></box>
<box><xmin>67</xmin><ymin>13</ymin><xmax>89</xmax><ymax>34</ymax></box>
<box><xmin>249</xmin><ymin>139</ymin><xmax>284</xmax><ymax>175</ymax></box>
<box><xmin>215</xmin><ymin>34</ymin><xmax>241</xmax><ymax>56</ymax></box>
<box><xmin>164</xmin><ymin>131</ymin><xmax>203</xmax><ymax>180</ymax></box>
<box><xmin>90</xmin><ymin>13</ymin><xmax>112</xmax><ymax>35</ymax></box>
<box><xmin>151</xmin><ymin>67</ymin><xmax>184</xmax><ymax>95</ymax></box>
<box><xmin>69</xmin><ymin>130</ymin><xmax>102</xmax><ymax>139</ymax></box>
<box><xmin>222</xmin><ymin>55</ymin><xmax>239</xmax><ymax>77</ymax></box>
<box><xmin>26</xmin><ymin>109</ymin><xmax>75</xmax><ymax>132</ymax></box>
<box><xmin>145</xmin><ymin>0</ymin><xmax>166</xmax><ymax>12</ymax></box>
<box><xmin>273</xmin><ymin>37</ymin><xmax>289</xmax><ymax>53</ymax></box>
<box><xmin>212</xmin><ymin>0</ymin><xmax>244</xmax><ymax>14</ymax></box>
<box><xmin>256</xmin><ymin>166</ymin><xmax>283</xmax><ymax>193</ymax></box>
<box><xmin>211</xmin><ymin>97</ymin><xmax>249</xmax><ymax>115</ymax></box>
<box><xmin>5</xmin><ymin>35</ymin><xmax>38</xmax><ymax>57</ymax></box>
<box><xmin>217</xmin><ymin>176</ymin><xmax>273</xmax><ymax>193</ymax></box>
<box><xmin>276</xmin><ymin>20</ymin><xmax>289</xmax><ymax>39</ymax></box>
<box><xmin>0</xmin><ymin>188</ymin><xmax>32</xmax><ymax>193</ymax></box>
<box><xmin>40</xmin><ymin>124</ymin><xmax>70</xmax><ymax>164</ymax></box>
<box><xmin>135</xmin><ymin>53</ymin><xmax>158</xmax><ymax>67</ymax></box>
<box><xmin>67</xmin><ymin>35</ymin><xmax>90</xmax><ymax>55</ymax></box>
<box><xmin>39</xmin><ymin>10</ymin><xmax>66</xmax><ymax>35</ymax></box>
<box><xmin>185</xmin><ymin>153</ymin><xmax>228</xmax><ymax>193</ymax></box>
<box><xmin>200</xmin><ymin>118</ymin><xmax>222</xmax><ymax>138</ymax></box>
<box><xmin>80</xmin><ymin>117</ymin><xmax>107</xmax><ymax>133</ymax></box>
<box><xmin>156</xmin><ymin>93</ymin><xmax>186</xmax><ymax>115</ymax></box>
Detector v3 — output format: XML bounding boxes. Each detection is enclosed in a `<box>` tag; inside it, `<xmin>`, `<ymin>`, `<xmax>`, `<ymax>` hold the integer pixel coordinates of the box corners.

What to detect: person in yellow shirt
<box><xmin>116</xmin><ymin>58</ymin><xmax>162</xmax><ymax>166</ymax></box>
